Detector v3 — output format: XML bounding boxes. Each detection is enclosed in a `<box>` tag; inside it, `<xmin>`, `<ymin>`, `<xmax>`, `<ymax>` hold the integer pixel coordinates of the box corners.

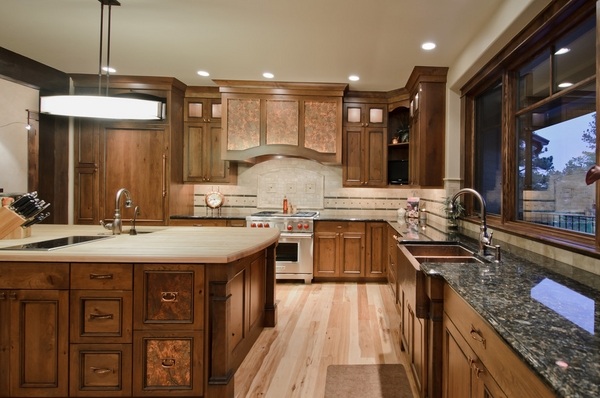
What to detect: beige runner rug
<box><xmin>324</xmin><ymin>364</ymin><xmax>413</xmax><ymax>398</ymax></box>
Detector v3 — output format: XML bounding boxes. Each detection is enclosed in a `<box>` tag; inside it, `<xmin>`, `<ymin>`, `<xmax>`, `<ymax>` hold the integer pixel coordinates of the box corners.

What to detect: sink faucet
<box><xmin>100</xmin><ymin>188</ymin><xmax>133</xmax><ymax>235</ymax></box>
<box><xmin>448</xmin><ymin>188</ymin><xmax>498</xmax><ymax>258</ymax></box>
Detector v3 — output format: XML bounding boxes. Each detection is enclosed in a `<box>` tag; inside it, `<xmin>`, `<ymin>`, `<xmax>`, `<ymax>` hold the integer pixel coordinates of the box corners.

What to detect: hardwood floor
<box><xmin>234</xmin><ymin>282</ymin><xmax>419</xmax><ymax>398</ymax></box>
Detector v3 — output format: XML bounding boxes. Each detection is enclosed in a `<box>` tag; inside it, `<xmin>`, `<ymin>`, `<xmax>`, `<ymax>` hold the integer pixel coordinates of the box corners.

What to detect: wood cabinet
<box><xmin>342</xmin><ymin>96</ymin><xmax>388</xmax><ymax>187</ymax></box>
<box><xmin>0</xmin><ymin>263</ymin><xmax>70</xmax><ymax>397</ymax></box>
<box><xmin>215</xmin><ymin>80</ymin><xmax>347</xmax><ymax>164</ymax></box>
<box><xmin>314</xmin><ymin>221</ymin><xmax>365</xmax><ymax>279</ymax></box>
<box><xmin>183</xmin><ymin>88</ymin><xmax>236</xmax><ymax>184</ymax></box>
<box><xmin>443</xmin><ymin>284</ymin><xmax>554</xmax><ymax>398</ymax></box>
<box><xmin>397</xmin><ymin>245</ymin><xmax>428</xmax><ymax>397</ymax></box>
<box><xmin>405</xmin><ymin>67</ymin><xmax>447</xmax><ymax>187</ymax></box>
<box><xmin>365</xmin><ymin>222</ymin><xmax>386</xmax><ymax>279</ymax></box>
<box><xmin>132</xmin><ymin>264</ymin><xmax>204</xmax><ymax>396</ymax></box>
<box><xmin>73</xmin><ymin>75</ymin><xmax>193</xmax><ymax>227</ymax></box>
<box><xmin>69</xmin><ymin>263</ymin><xmax>133</xmax><ymax>397</ymax></box>
<box><xmin>386</xmin><ymin>224</ymin><xmax>400</xmax><ymax>310</ymax></box>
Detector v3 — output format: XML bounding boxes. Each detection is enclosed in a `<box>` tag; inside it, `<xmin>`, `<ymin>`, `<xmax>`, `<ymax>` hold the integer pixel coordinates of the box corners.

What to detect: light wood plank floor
<box><xmin>234</xmin><ymin>282</ymin><xmax>419</xmax><ymax>398</ymax></box>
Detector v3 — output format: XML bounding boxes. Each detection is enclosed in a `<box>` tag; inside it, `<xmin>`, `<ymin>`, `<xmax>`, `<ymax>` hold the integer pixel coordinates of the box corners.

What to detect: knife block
<box><xmin>0</xmin><ymin>207</ymin><xmax>31</xmax><ymax>240</ymax></box>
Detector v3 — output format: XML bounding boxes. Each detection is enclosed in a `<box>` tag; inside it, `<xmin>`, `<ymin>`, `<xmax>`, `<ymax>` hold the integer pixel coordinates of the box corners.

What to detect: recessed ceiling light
<box><xmin>349</xmin><ymin>75</ymin><xmax>360</xmax><ymax>81</ymax></box>
<box><xmin>102</xmin><ymin>66</ymin><xmax>116</xmax><ymax>73</ymax></box>
<box><xmin>558</xmin><ymin>82</ymin><xmax>573</xmax><ymax>88</ymax></box>
<box><xmin>421</xmin><ymin>42</ymin><xmax>436</xmax><ymax>51</ymax></box>
<box><xmin>555</xmin><ymin>47</ymin><xmax>571</xmax><ymax>55</ymax></box>
<box><xmin>263</xmin><ymin>72</ymin><xmax>274</xmax><ymax>79</ymax></box>
<box><xmin>197</xmin><ymin>70</ymin><xmax>210</xmax><ymax>77</ymax></box>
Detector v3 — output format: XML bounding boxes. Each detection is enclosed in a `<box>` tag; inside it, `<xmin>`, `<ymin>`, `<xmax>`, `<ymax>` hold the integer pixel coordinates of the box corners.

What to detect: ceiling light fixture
<box><xmin>348</xmin><ymin>75</ymin><xmax>360</xmax><ymax>81</ymax></box>
<box><xmin>421</xmin><ymin>42</ymin><xmax>436</xmax><ymax>50</ymax></box>
<box><xmin>555</xmin><ymin>47</ymin><xmax>571</xmax><ymax>55</ymax></box>
<box><xmin>40</xmin><ymin>0</ymin><xmax>164</xmax><ymax>120</ymax></box>
<box><xmin>197</xmin><ymin>70</ymin><xmax>210</xmax><ymax>77</ymax></box>
<box><xmin>263</xmin><ymin>72</ymin><xmax>274</xmax><ymax>79</ymax></box>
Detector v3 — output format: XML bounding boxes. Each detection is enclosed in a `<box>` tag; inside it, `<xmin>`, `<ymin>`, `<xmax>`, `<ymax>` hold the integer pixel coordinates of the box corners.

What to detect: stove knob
<box><xmin>257</xmin><ymin>222</ymin><xmax>263</xmax><ymax>228</ymax></box>
<box><xmin>287</xmin><ymin>224</ymin><xmax>293</xmax><ymax>231</ymax></box>
<box><xmin>297</xmin><ymin>223</ymin><xmax>303</xmax><ymax>229</ymax></box>
<box><xmin>264</xmin><ymin>223</ymin><xmax>270</xmax><ymax>228</ymax></box>
<box><xmin>250</xmin><ymin>222</ymin><xmax>256</xmax><ymax>228</ymax></box>
<box><xmin>303</xmin><ymin>223</ymin><xmax>310</xmax><ymax>229</ymax></box>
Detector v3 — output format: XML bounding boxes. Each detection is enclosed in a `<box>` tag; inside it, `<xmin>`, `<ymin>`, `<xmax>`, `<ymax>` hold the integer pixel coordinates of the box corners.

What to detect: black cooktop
<box><xmin>0</xmin><ymin>235</ymin><xmax>114</xmax><ymax>251</ymax></box>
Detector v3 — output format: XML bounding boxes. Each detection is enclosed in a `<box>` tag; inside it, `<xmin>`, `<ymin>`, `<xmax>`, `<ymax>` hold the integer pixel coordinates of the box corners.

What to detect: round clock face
<box><xmin>205</xmin><ymin>191</ymin><xmax>224</xmax><ymax>209</ymax></box>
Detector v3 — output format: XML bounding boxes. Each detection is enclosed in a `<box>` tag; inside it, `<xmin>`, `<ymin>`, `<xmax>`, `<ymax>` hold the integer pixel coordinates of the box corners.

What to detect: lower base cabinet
<box><xmin>442</xmin><ymin>284</ymin><xmax>555</xmax><ymax>398</ymax></box>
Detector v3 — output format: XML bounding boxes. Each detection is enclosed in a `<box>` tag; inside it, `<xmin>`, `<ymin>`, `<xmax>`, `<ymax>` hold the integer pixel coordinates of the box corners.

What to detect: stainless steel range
<box><xmin>246</xmin><ymin>211</ymin><xmax>318</xmax><ymax>284</ymax></box>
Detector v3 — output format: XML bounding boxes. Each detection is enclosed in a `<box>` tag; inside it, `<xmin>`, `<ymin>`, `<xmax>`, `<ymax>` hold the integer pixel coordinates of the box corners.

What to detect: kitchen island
<box><xmin>0</xmin><ymin>225</ymin><xmax>279</xmax><ymax>398</ymax></box>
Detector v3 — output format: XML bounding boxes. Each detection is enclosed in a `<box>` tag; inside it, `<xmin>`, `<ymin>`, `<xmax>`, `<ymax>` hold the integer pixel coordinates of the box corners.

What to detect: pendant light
<box><xmin>40</xmin><ymin>0</ymin><xmax>164</xmax><ymax>120</ymax></box>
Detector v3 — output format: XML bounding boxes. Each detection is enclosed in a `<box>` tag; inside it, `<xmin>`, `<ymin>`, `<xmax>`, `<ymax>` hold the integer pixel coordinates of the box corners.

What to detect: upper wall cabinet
<box><xmin>183</xmin><ymin>87</ymin><xmax>237</xmax><ymax>184</ymax></box>
<box><xmin>405</xmin><ymin>66</ymin><xmax>448</xmax><ymax>187</ymax></box>
<box><xmin>214</xmin><ymin>80</ymin><xmax>347</xmax><ymax>164</ymax></box>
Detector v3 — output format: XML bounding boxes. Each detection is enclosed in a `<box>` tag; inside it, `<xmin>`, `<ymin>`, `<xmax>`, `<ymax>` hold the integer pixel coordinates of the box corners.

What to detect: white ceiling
<box><xmin>1</xmin><ymin>0</ymin><xmax>512</xmax><ymax>91</ymax></box>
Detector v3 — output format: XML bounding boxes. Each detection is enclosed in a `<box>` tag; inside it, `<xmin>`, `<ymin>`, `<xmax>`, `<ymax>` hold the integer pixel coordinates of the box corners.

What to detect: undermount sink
<box><xmin>404</xmin><ymin>243</ymin><xmax>486</xmax><ymax>264</ymax></box>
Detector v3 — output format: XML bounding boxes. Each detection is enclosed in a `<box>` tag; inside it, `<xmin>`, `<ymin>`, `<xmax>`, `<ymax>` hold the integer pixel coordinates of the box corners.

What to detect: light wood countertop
<box><xmin>0</xmin><ymin>224</ymin><xmax>280</xmax><ymax>263</ymax></box>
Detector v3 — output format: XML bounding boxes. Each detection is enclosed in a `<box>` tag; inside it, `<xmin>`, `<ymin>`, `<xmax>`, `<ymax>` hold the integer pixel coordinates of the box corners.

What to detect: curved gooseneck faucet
<box><xmin>101</xmin><ymin>188</ymin><xmax>133</xmax><ymax>235</ymax></box>
<box><xmin>449</xmin><ymin>188</ymin><xmax>492</xmax><ymax>256</ymax></box>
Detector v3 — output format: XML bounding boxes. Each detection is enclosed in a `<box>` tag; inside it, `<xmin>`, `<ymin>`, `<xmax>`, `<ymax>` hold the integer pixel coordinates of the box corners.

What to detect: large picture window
<box><xmin>470</xmin><ymin>6</ymin><xmax>597</xmax><ymax>245</ymax></box>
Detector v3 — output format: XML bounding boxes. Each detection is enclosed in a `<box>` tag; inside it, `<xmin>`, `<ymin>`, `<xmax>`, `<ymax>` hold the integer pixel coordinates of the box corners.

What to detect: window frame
<box><xmin>461</xmin><ymin>0</ymin><xmax>600</xmax><ymax>255</ymax></box>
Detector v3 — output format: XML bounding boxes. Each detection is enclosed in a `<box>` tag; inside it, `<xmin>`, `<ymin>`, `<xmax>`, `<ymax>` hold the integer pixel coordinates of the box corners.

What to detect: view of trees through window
<box><xmin>518</xmin><ymin>111</ymin><xmax>596</xmax><ymax>234</ymax></box>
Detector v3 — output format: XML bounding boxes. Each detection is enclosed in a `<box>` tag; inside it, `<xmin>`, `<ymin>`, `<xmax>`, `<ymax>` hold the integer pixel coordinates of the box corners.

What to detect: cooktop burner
<box><xmin>250</xmin><ymin>211</ymin><xmax>318</xmax><ymax>218</ymax></box>
<box><xmin>0</xmin><ymin>235</ymin><xmax>114</xmax><ymax>251</ymax></box>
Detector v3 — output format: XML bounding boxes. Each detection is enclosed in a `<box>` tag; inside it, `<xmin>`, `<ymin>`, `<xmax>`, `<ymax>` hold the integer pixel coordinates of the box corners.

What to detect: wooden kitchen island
<box><xmin>0</xmin><ymin>225</ymin><xmax>279</xmax><ymax>398</ymax></box>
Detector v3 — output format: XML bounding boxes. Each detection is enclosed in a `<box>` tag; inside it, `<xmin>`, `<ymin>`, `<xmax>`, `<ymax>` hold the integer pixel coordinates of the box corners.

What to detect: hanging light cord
<box><xmin>98</xmin><ymin>1</ymin><xmax>114</xmax><ymax>96</ymax></box>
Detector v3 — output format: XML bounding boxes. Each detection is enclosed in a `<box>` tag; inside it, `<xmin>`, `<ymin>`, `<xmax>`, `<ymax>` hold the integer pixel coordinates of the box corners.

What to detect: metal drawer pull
<box><xmin>89</xmin><ymin>313</ymin><xmax>114</xmax><ymax>320</ymax></box>
<box><xmin>161</xmin><ymin>358</ymin><xmax>176</xmax><ymax>368</ymax></box>
<box><xmin>89</xmin><ymin>273</ymin><xmax>114</xmax><ymax>280</ymax></box>
<box><xmin>161</xmin><ymin>292</ymin><xmax>178</xmax><ymax>302</ymax></box>
<box><xmin>469</xmin><ymin>324</ymin><xmax>486</xmax><ymax>347</ymax></box>
<box><xmin>90</xmin><ymin>367</ymin><xmax>113</xmax><ymax>374</ymax></box>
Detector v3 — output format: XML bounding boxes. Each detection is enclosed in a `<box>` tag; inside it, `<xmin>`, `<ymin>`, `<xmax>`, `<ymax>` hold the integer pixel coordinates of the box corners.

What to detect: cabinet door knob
<box><xmin>161</xmin><ymin>358</ymin><xmax>176</xmax><ymax>368</ymax></box>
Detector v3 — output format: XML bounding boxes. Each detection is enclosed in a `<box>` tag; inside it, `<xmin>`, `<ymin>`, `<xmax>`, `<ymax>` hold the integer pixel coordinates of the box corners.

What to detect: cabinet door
<box><xmin>9</xmin><ymin>290</ymin><xmax>69</xmax><ymax>397</ymax></box>
<box><xmin>102</xmin><ymin>127</ymin><xmax>168</xmax><ymax>225</ymax></box>
<box><xmin>134</xmin><ymin>264</ymin><xmax>204</xmax><ymax>330</ymax></box>
<box><xmin>133</xmin><ymin>331</ymin><xmax>203</xmax><ymax>397</ymax></box>
<box><xmin>184</xmin><ymin>122</ymin><xmax>234</xmax><ymax>184</ymax></box>
<box><xmin>364</xmin><ymin>127</ymin><xmax>387</xmax><ymax>186</ymax></box>
<box><xmin>343</xmin><ymin>103</ymin><xmax>387</xmax><ymax>127</ymax></box>
<box><xmin>339</xmin><ymin>231</ymin><xmax>365</xmax><ymax>276</ymax></box>
<box><xmin>443</xmin><ymin>314</ymin><xmax>507</xmax><ymax>398</ymax></box>
<box><xmin>342</xmin><ymin>126</ymin><xmax>364</xmax><ymax>186</ymax></box>
<box><xmin>366</xmin><ymin>222</ymin><xmax>386</xmax><ymax>278</ymax></box>
<box><xmin>314</xmin><ymin>231</ymin><xmax>339</xmax><ymax>276</ymax></box>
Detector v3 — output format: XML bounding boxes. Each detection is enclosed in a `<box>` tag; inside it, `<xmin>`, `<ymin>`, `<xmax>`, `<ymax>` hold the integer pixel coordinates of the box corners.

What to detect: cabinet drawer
<box><xmin>71</xmin><ymin>263</ymin><xmax>133</xmax><ymax>290</ymax></box>
<box><xmin>443</xmin><ymin>285</ymin><xmax>554</xmax><ymax>398</ymax></box>
<box><xmin>0</xmin><ymin>262</ymin><xmax>69</xmax><ymax>289</ymax></box>
<box><xmin>71</xmin><ymin>290</ymin><xmax>133</xmax><ymax>343</ymax></box>
<box><xmin>70</xmin><ymin>343</ymin><xmax>132</xmax><ymax>397</ymax></box>
<box><xmin>133</xmin><ymin>331</ymin><xmax>203</xmax><ymax>396</ymax></box>
<box><xmin>134</xmin><ymin>264</ymin><xmax>204</xmax><ymax>330</ymax></box>
<box><xmin>315</xmin><ymin>220</ymin><xmax>365</xmax><ymax>233</ymax></box>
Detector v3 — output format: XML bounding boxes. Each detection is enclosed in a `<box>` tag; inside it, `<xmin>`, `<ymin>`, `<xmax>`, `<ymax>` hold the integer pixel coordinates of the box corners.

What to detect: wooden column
<box><xmin>264</xmin><ymin>243</ymin><xmax>278</xmax><ymax>327</ymax></box>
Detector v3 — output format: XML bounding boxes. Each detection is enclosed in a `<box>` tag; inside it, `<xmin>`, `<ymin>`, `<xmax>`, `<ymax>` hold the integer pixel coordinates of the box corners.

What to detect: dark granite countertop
<box><xmin>418</xmin><ymin>241</ymin><xmax>600</xmax><ymax>398</ymax></box>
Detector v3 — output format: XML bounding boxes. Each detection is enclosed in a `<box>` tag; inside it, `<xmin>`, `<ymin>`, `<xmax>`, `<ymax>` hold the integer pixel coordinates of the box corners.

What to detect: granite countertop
<box><xmin>418</xmin><ymin>244</ymin><xmax>600</xmax><ymax>398</ymax></box>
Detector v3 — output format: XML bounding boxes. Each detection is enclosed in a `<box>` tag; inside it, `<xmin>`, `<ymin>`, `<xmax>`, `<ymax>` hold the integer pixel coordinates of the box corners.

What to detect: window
<box><xmin>469</xmin><ymin>6</ymin><xmax>597</xmax><ymax>244</ymax></box>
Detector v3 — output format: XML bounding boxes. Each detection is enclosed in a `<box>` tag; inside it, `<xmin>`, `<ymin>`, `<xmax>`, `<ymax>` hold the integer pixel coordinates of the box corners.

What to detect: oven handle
<box><xmin>280</xmin><ymin>232</ymin><xmax>313</xmax><ymax>239</ymax></box>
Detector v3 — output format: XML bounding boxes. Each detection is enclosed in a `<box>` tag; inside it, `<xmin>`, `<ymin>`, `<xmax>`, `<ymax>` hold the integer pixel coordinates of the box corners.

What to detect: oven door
<box><xmin>276</xmin><ymin>232</ymin><xmax>313</xmax><ymax>283</ymax></box>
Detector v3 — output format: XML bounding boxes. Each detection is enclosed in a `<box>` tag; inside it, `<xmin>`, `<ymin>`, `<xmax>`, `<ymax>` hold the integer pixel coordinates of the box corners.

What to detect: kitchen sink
<box><xmin>403</xmin><ymin>243</ymin><xmax>486</xmax><ymax>264</ymax></box>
